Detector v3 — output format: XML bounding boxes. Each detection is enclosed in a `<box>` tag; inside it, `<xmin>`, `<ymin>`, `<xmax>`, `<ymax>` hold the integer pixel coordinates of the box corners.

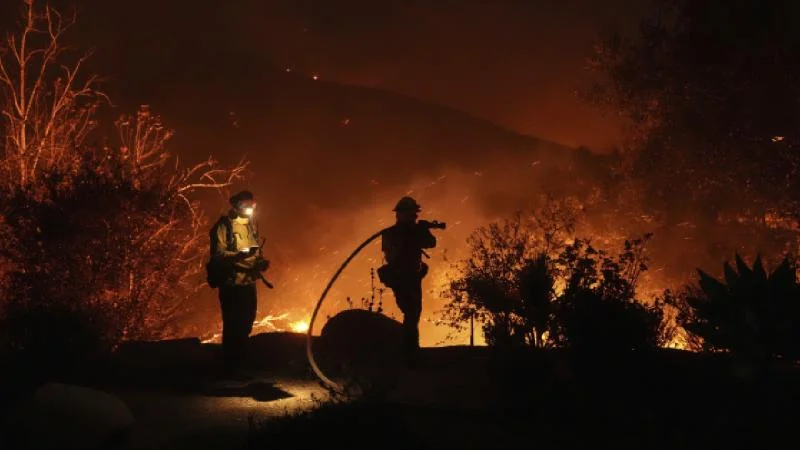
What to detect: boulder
<box><xmin>8</xmin><ymin>382</ymin><xmax>134</xmax><ymax>450</ymax></box>
<box><xmin>248</xmin><ymin>332</ymin><xmax>307</xmax><ymax>371</ymax></box>
<box><xmin>316</xmin><ymin>309</ymin><xmax>404</xmax><ymax>374</ymax></box>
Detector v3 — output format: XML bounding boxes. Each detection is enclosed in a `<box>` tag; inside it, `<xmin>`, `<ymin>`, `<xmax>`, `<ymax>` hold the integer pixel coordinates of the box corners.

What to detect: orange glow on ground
<box><xmin>290</xmin><ymin>320</ymin><xmax>310</xmax><ymax>333</ymax></box>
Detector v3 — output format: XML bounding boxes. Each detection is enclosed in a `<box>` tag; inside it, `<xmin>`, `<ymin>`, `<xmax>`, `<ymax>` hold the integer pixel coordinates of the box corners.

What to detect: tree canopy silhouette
<box><xmin>586</xmin><ymin>0</ymin><xmax>800</xmax><ymax>284</ymax></box>
<box><xmin>589</xmin><ymin>0</ymin><xmax>800</xmax><ymax>216</ymax></box>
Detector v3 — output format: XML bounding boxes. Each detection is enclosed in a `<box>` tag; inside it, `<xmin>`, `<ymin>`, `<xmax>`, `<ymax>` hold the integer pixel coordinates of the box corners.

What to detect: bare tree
<box><xmin>0</xmin><ymin>0</ymin><xmax>249</xmax><ymax>349</ymax></box>
<box><xmin>109</xmin><ymin>106</ymin><xmax>248</xmax><ymax>338</ymax></box>
<box><xmin>0</xmin><ymin>0</ymin><xmax>105</xmax><ymax>187</ymax></box>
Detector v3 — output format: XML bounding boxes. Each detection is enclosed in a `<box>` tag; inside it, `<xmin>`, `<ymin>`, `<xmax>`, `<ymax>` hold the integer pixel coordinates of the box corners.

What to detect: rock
<box><xmin>316</xmin><ymin>309</ymin><xmax>404</xmax><ymax>376</ymax></box>
<box><xmin>8</xmin><ymin>382</ymin><xmax>134</xmax><ymax>450</ymax></box>
<box><xmin>248</xmin><ymin>332</ymin><xmax>307</xmax><ymax>370</ymax></box>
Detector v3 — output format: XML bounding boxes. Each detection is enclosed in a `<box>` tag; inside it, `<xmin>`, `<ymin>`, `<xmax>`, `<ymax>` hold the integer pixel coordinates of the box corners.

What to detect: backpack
<box><xmin>206</xmin><ymin>215</ymin><xmax>235</xmax><ymax>289</ymax></box>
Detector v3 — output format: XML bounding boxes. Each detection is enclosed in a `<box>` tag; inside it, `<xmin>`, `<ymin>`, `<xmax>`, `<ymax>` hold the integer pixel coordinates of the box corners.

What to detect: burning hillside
<box><xmin>114</xmin><ymin>66</ymin><xmax>793</xmax><ymax>347</ymax></box>
<box><xmin>123</xmin><ymin>67</ymin><xmax>619</xmax><ymax>345</ymax></box>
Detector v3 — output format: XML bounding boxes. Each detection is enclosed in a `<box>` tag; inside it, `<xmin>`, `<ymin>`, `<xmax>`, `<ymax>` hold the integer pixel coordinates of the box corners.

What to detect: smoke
<box><xmin>224</xmin><ymin>0</ymin><xmax>654</xmax><ymax>150</ymax></box>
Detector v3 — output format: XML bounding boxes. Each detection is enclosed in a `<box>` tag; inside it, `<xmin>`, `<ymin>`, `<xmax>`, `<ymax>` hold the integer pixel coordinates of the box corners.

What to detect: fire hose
<box><xmin>305</xmin><ymin>221</ymin><xmax>446</xmax><ymax>393</ymax></box>
<box><xmin>305</xmin><ymin>228</ymin><xmax>386</xmax><ymax>392</ymax></box>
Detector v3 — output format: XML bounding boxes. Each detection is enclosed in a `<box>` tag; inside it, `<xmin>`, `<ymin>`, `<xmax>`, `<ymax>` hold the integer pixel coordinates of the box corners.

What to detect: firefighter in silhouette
<box><xmin>207</xmin><ymin>190</ymin><xmax>270</xmax><ymax>378</ymax></box>
<box><xmin>379</xmin><ymin>196</ymin><xmax>443</xmax><ymax>366</ymax></box>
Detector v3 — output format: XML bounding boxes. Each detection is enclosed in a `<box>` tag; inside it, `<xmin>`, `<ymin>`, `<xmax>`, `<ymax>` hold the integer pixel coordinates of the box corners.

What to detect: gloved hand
<box><xmin>255</xmin><ymin>258</ymin><xmax>270</xmax><ymax>272</ymax></box>
<box><xmin>236</xmin><ymin>247</ymin><xmax>258</xmax><ymax>261</ymax></box>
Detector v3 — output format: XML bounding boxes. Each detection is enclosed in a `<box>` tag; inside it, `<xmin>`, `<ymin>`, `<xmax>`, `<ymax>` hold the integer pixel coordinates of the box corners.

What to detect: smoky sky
<box><xmin>2</xmin><ymin>0</ymin><xmax>652</xmax><ymax>149</ymax></box>
<box><xmin>228</xmin><ymin>0</ymin><xmax>654</xmax><ymax>150</ymax></box>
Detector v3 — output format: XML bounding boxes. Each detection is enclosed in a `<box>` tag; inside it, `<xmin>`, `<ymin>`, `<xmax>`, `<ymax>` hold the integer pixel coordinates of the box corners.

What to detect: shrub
<box><xmin>678</xmin><ymin>254</ymin><xmax>800</xmax><ymax>360</ymax></box>
<box><xmin>550</xmin><ymin>237</ymin><xmax>664</xmax><ymax>351</ymax></box>
<box><xmin>0</xmin><ymin>1</ymin><xmax>245</xmax><ymax>377</ymax></box>
<box><xmin>439</xmin><ymin>198</ymin><xmax>581</xmax><ymax>349</ymax></box>
<box><xmin>441</xmin><ymin>201</ymin><xmax>666</xmax><ymax>352</ymax></box>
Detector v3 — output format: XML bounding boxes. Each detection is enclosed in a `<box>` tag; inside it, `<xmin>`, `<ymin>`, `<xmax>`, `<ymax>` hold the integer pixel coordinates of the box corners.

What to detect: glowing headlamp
<box><xmin>243</xmin><ymin>207</ymin><xmax>254</xmax><ymax>216</ymax></box>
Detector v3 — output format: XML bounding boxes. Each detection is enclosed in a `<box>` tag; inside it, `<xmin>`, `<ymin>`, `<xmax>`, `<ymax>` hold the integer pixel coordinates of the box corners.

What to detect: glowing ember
<box><xmin>290</xmin><ymin>320</ymin><xmax>310</xmax><ymax>333</ymax></box>
<box><xmin>201</xmin><ymin>333</ymin><xmax>221</xmax><ymax>344</ymax></box>
<box><xmin>252</xmin><ymin>313</ymin><xmax>289</xmax><ymax>333</ymax></box>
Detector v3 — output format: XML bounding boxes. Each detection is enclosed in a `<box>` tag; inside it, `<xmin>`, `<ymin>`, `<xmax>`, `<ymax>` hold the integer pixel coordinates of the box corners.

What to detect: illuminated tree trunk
<box><xmin>0</xmin><ymin>0</ymin><xmax>104</xmax><ymax>187</ymax></box>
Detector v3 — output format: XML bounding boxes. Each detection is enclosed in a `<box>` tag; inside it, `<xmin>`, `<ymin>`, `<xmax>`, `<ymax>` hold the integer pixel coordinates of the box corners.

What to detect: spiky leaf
<box><xmin>723</xmin><ymin>262</ymin><xmax>740</xmax><ymax>291</ymax></box>
<box><xmin>735</xmin><ymin>253</ymin><xmax>752</xmax><ymax>278</ymax></box>
<box><xmin>768</xmin><ymin>258</ymin><xmax>796</xmax><ymax>286</ymax></box>
<box><xmin>687</xmin><ymin>255</ymin><xmax>800</xmax><ymax>360</ymax></box>
<box><xmin>752</xmin><ymin>255</ymin><xmax>767</xmax><ymax>283</ymax></box>
<box><xmin>697</xmin><ymin>269</ymin><xmax>728</xmax><ymax>300</ymax></box>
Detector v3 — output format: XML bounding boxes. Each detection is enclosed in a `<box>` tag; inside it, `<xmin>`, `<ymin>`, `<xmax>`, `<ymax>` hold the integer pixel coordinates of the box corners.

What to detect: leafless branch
<box><xmin>0</xmin><ymin>0</ymin><xmax>104</xmax><ymax>185</ymax></box>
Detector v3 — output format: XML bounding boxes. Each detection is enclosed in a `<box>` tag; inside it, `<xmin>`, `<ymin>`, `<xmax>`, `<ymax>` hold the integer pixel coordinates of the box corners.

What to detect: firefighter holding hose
<box><xmin>207</xmin><ymin>190</ymin><xmax>271</xmax><ymax>378</ymax></box>
<box><xmin>378</xmin><ymin>196</ymin><xmax>445</xmax><ymax>367</ymax></box>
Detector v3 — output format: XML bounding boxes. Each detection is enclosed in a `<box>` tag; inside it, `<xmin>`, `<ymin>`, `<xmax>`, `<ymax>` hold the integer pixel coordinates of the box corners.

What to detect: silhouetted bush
<box><xmin>676</xmin><ymin>254</ymin><xmax>800</xmax><ymax>361</ymax></box>
<box><xmin>0</xmin><ymin>146</ymin><xmax>204</xmax><ymax>377</ymax></box>
<box><xmin>440</xmin><ymin>199</ymin><xmax>579</xmax><ymax>349</ymax></box>
<box><xmin>1</xmin><ymin>296</ymin><xmax>117</xmax><ymax>382</ymax></box>
<box><xmin>0</xmin><ymin>214</ymin><xmax>15</xmax><ymax>309</ymax></box>
<box><xmin>550</xmin><ymin>236</ymin><xmax>664</xmax><ymax>351</ymax></box>
<box><xmin>442</xmin><ymin>203</ymin><xmax>668</xmax><ymax>351</ymax></box>
<box><xmin>0</xmin><ymin>1</ymin><xmax>244</xmax><ymax>379</ymax></box>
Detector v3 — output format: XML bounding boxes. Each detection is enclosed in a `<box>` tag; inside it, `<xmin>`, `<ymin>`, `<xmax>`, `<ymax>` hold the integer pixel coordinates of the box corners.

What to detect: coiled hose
<box><xmin>305</xmin><ymin>228</ymin><xmax>388</xmax><ymax>392</ymax></box>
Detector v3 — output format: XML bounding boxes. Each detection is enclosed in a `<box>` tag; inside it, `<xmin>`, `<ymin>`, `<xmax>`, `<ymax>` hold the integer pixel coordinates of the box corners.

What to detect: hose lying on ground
<box><xmin>305</xmin><ymin>228</ymin><xmax>387</xmax><ymax>393</ymax></box>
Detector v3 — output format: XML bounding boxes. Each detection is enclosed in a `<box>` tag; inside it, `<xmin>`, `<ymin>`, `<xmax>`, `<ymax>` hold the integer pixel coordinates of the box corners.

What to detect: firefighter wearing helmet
<box><xmin>207</xmin><ymin>190</ymin><xmax>270</xmax><ymax>379</ymax></box>
<box><xmin>378</xmin><ymin>196</ymin><xmax>444</xmax><ymax>367</ymax></box>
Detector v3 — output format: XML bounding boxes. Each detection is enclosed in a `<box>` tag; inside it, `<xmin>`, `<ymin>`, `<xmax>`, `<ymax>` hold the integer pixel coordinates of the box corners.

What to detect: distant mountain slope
<box><xmin>115</xmin><ymin>66</ymin><xmax>611</xmax><ymax>208</ymax></box>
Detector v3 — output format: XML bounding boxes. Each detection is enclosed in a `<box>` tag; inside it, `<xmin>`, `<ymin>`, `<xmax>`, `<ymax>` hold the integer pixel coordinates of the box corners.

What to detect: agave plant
<box><xmin>683</xmin><ymin>254</ymin><xmax>800</xmax><ymax>360</ymax></box>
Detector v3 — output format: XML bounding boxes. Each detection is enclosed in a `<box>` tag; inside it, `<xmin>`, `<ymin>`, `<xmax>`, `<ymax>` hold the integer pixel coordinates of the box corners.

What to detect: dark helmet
<box><xmin>229</xmin><ymin>190</ymin><xmax>255</xmax><ymax>206</ymax></box>
<box><xmin>393</xmin><ymin>196</ymin><xmax>421</xmax><ymax>212</ymax></box>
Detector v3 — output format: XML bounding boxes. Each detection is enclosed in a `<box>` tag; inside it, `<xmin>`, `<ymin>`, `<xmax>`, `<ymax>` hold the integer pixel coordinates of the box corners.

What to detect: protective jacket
<box><xmin>211</xmin><ymin>211</ymin><xmax>264</xmax><ymax>286</ymax></box>
<box><xmin>381</xmin><ymin>222</ymin><xmax>436</xmax><ymax>273</ymax></box>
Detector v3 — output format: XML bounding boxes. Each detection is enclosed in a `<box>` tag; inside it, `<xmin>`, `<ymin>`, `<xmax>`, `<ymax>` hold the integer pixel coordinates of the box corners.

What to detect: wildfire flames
<box><xmin>192</xmin><ymin>130</ymin><xmax>794</xmax><ymax>351</ymax></box>
<box><xmin>195</xmin><ymin>163</ymin><xmax>716</xmax><ymax>350</ymax></box>
<box><xmin>201</xmin><ymin>313</ymin><xmax>301</xmax><ymax>343</ymax></box>
<box><xmin>290</xmin><ymin>320</ymin><xmax>310</xmax><ymax>333</ymax></box>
